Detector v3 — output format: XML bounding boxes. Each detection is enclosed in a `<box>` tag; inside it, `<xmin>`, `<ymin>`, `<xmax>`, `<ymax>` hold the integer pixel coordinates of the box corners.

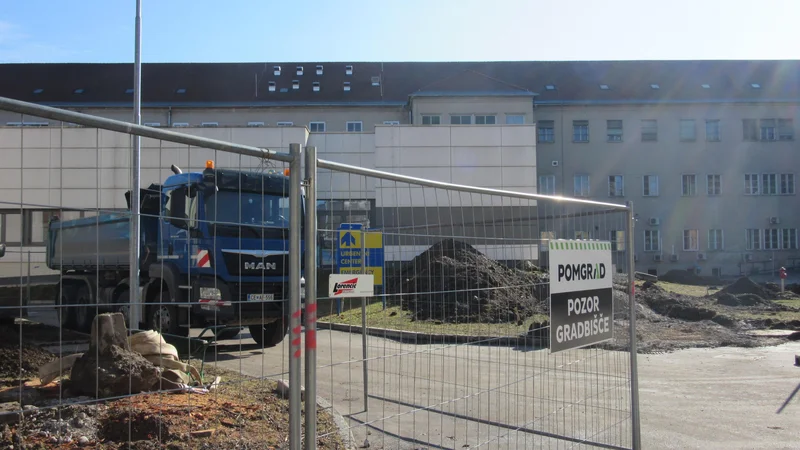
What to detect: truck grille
<box><xmin>222</xmin><ymin>251</ymin><xmax>287</xmax><ymax>277</ymax></box>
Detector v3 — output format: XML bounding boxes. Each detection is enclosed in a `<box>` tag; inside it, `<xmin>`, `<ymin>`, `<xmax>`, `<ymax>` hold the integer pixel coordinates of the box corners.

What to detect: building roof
<box><xmin>0</xmin><ymin>60</ymin><xmax>797</xmax><ymax>107</ymax></box>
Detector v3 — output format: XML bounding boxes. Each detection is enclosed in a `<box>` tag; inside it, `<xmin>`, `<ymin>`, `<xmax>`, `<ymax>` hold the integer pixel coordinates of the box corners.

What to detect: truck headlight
<box><xmin>300</xmin><ymin>277</ymin><xmax>306</xmax><ymax>301</ymax></box>
<box><xmin>199</xmin><ymin>287</ymin><xmax>222</xmax><ymax>301</ymax></box>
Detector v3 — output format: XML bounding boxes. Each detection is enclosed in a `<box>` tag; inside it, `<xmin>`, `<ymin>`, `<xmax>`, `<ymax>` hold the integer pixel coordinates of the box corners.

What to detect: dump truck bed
<box><xmin>47</xmin><ymin>214</ymin><xmax>134</xmax><ymax>271</ymax></box>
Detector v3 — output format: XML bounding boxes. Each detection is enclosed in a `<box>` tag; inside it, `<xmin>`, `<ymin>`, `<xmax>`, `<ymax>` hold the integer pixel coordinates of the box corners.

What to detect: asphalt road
<box><xmin>26</xmin><ymin>307</ymin><xmax>800</xmax><ymax>449</ymax></box>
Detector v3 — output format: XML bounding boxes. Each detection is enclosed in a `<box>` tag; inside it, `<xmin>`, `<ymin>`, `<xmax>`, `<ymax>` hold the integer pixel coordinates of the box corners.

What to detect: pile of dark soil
<box><xmin>637</xmin><ymin>282</ymin><xmax>717</xmax><ymax>321</ymax></box>
<box><xmin>0</xmin><ymin>325</ymin><xmax>56</xmax><ymax>380</ymax></box>
<box><xmin>389</xmin><ymin>239</ymin><xmax>547</xmax><ymax>323</ymax></box>
<box><xmin>716</xmin><ymin>293</ymin><xmax>775</xmax><ymax>307</ymax></box>
<box><xmin>716</xmin><ymin>277</ymin><xmax>770</xmax><ymax>298</ymax></box>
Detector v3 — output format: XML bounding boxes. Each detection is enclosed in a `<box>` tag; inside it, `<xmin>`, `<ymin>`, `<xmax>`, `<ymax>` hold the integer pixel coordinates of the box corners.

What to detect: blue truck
<box><xmin>46</xmin><ymin>162</ymin><xmax>305</xmax><ymax>347</ymax></box>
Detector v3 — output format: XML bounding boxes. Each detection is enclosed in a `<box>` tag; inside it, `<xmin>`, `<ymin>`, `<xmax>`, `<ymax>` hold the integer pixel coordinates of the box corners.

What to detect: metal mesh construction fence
<box><xmin>0</xmin><ymin>97</ymin><xmax>641</xmax><ymax>450</ymax></box>
<box><xmin>309</xmin><ymin>157</ymin><xmax>641</xmax><ymax>449</ymax></box>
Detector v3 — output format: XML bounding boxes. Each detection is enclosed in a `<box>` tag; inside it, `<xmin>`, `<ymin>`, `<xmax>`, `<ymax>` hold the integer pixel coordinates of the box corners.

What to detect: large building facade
<box><xmin>0</xmin><ymin>60</ymin><xmax>797</xmax><ymax>278</ymax></box>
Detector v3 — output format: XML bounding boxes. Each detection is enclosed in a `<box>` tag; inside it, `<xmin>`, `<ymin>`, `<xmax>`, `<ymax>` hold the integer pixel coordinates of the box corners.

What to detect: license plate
<box><xmin>247</xmin><ymin>293</ymin><xmax>275</xmax><ymax>302</ymax></box>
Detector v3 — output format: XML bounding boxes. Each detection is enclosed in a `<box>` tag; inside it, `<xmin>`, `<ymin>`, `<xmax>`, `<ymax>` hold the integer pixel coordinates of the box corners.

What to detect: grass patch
<box><xmin>318</xmin><ymin>299</ymin><xmax>547</xmax><ymax>337</ymax></box>
<box><xmin>775</xmin><ymin>299</ymin><xmax>800</xmax><ymax>309</ymax></box>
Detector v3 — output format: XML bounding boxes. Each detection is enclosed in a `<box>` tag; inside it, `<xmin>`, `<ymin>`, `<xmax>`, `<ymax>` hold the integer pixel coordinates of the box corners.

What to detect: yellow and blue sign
<box><xmin>336</xmin><ymin>223</ymin><xmax>384</xmax><ymax>286</ymax></box>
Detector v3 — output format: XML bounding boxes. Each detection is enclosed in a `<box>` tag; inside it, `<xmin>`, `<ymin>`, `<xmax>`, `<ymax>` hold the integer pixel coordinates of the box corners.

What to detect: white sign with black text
<box><xmin>548</xmin><ymin>240</ymin><xmax>614</xmax><ymax>353</ymax></box>
<box><xmin>328</xmin><ymin>274</ymin><xmax>375</xmax><ymax>298</ymax></box>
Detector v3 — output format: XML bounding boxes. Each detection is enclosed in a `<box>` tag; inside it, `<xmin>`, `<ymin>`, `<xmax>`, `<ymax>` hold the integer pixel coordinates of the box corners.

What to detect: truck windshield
<box><xmin>205</xmin><ymin>190</ymin><xmax>290</xmax><ymax>238</ymax></box>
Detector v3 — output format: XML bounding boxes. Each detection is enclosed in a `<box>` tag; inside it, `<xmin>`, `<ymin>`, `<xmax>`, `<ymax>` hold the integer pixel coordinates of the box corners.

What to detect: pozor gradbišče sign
<box><xmin>548</xmin><ymin>239</ymin><xmax>614</xmax><ymax>353</ymax></box>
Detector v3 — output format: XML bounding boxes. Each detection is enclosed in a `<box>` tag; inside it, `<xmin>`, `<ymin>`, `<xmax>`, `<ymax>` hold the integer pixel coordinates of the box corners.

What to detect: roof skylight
<box><xmin>751</xmin><ymin>83</ymin><xmax>761</xmax><ymax>89</ymax></box>
<box><xmin>599</xmin><ymin>84</ymin><xmax>609</xmax><ymax>90</ymax></box>
<box><xmin>545</xmin><ymin>84</ymin><xmax>556</xmax><ymax>90</ymax></box>
<box><xmin>175</xmin><ymin>88</ymin><xmax>186</xmax><ymax>94</ymax></box>
<box><xmin>33</xmin><ymin>88</ymin><xmax>43</xmax><ymax>94</ymax></box>
<box><xmin>701</xmin><ymin>84</ymin><xmax>711</xmax><ymax>89</ymax></box>
<box><xmin>73</xmin><ymin>89</ymin><xmax>84</xmax><ymax>94</ymax></box>
<box><xmin>650</xmin><ymin>84</ymin><xmax>660</xmax><ymax>89</ymax></box>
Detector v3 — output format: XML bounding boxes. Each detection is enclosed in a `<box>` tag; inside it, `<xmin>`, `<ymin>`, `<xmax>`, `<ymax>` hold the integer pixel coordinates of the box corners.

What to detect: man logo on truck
<box><xmin>245</xmin><ymin>261</ymin><xmax>277</xmax><ymax>271</ymax></box>
<box><xmin>333</xmin><ymin>278</ymin><xmax>359</xmax><ymax>296</ymax></box>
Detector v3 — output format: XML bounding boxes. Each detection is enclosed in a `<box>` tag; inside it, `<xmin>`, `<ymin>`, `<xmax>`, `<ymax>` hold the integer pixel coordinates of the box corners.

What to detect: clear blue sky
<box><xmin>1</xmin><ymin>0</ymin><xmax>798</xmax><ymax>63</ymax></box>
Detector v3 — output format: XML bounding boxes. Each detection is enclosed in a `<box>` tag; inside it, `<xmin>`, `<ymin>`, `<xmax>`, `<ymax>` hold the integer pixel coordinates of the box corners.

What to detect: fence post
<box><xmin>304</xmin><ymin>145</ymin><xmax>318</xmax><ymax>450</ymax></box>
<box><xmin>626</xmin><ymin>201</ymin><xmax>642</xmax><ymax>449</ymax></box>
<box><xmin>361</xmin><ymin>230</ymin><xmax>368</xmax><ymax>414</ymax></box>
<box><xmin>128</xmin><ymin>0</ymin><xmax>143</xmax><ymax>332</ymax></box>
<box><xmin>288</xmin><ymin>143</ymin><xmax>303</xmax><ymax>450</ymax></box>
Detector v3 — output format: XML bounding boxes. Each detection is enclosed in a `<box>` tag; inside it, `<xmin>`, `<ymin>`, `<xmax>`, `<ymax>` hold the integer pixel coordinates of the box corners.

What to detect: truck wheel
<box><xmin>114</xmin><ymin>290</ymin><xmax>131</xmax><ymax>328</ymax></box>
<box><xmin>249</xmin><ymin>320</ymin><xmax>288</xmax><ymax>348</ymax></box>
<box><xmin>74</xmin><ymin>284</ymin><xmax>95</xmax><ymax>333</ymax></box>
<box><xmin>58</xmin><ymin>286</ymin><xmax>77</xmax><ymax>331</ymax></box>
<box><xmin>147</xmin><ymin>291</ymin><xmax>188</xmax><ymax>337</ymax></box>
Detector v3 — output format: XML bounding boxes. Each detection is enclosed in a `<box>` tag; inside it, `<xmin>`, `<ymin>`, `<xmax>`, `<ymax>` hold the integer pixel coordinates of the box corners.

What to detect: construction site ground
<box><xmin>0</xmin><ymin>321</ymin><xmax>346</xmax><ymax>449</ymax></box>
<box><xmin>1</xmin><ymin>272</ymin><xmax>799</xmax><ymax>449</ymax></box>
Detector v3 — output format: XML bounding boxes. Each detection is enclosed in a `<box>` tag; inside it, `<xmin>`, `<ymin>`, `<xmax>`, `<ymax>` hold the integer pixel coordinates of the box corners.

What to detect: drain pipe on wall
<box><xmin>167</xmin><ymin>106</ymin><xmax>172</xmax><ymax>127</ymax></box>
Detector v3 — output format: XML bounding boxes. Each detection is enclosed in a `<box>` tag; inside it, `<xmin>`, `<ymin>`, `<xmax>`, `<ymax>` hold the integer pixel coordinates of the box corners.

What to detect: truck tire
<box><xmin>58</xmin><ymin>285</ymin><xmax>77</xmax><ymax>331</ymax></box>
<box><xmin>249</xmin><ymin>320</ymin><xmax>288</xmax><ymax>348</ymax></box>
<box><xmin>147</xmin><ymin>291</ymin><xmax>188</xmax><ymax>337</ymax></box>
<box><xmin>74</xmin><ymin>284</ymin><xmax>95</xmax><ymax>333</ymax></box>
<box><xmin>113</xmin><ymin>290</ymin><xmax>131</xmax><ymax>328</ymax></box>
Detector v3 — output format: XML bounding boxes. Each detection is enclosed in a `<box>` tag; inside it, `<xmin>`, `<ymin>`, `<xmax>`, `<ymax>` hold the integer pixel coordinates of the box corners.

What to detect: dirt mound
<box><xmin>716</xmin><ymin>277</ymin><xmax>770</xmax><ymax>298</ymax></box>
<box><xmin>716</xmin><ymin>293</ymin><xmax>774</xmax><ymax>307</ymax></box>
<box><xmin>390</xmin><ymin>239</ymin><xmax>547</xmax><ymax>323</ymax></box>
<box><xmin>69</xmin><ymin>345</ymin><xmax>160</xmax><ymax>398</ymax></box>
<box><xmin>0</xmin><ymin>326</ymin><xmax>56</xmax><ymax>380</ymax></box>
<box><xmin>637</xmin><ymin>283</ymin><xmax>717</xmax><ymax>321</ymax></box>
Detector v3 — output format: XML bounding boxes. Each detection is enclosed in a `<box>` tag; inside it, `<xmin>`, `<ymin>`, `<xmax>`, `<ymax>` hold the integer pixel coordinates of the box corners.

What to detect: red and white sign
<box><xmin>328</xmin><ymin>274</ymin><xmax>374</xmax><ymax>298</ymax></box>
<box><xmin>197</xmin><ymin>249</ymin><xmax>211</xmax><ymax>268</ymax></box>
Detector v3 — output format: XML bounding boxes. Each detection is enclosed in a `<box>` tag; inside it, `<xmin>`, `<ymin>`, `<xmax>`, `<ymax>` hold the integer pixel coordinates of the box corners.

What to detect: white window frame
<box><xmin>505</xmin><ymin>114</ymin><xmax>525</xmax><ymax>125</ymax></box>
<box><xmin>744</xmin><ymin>173</ymin><xmax>760</xmax><ymax>195</ymax></box>
<box><xmin>781</xmin><ymin>228</ymin><xmax>798</xmax><ymax>250</ymax></box>
<box><xmin>276</xmin><ymin>122</ymin><xmax>294</xmax><ymax>127</ymax></box>
<box><xmin>764</xmin><ymin>228</ymin><xmax>780</xmax><ymax>250</ymax></box>
<box><xmin>382</xmin><ymin>121</ymin><xmax>400</xmax><ymax>125</ymax></box>
<box><xmin>745</xmin><ymin>228</ymin><xmax>762</xmax><ymax>250</ymax></box>
<box><xmin>643</xmin><ymin>175</ymin><xmax>659</xmax><ymax>197</ymax></box>
<box><xmin>705</xmin><ymin>120</ymin><xmax>721</xmax><ymax>142</ymax></box>
<box><xmin>475</xmin><ymin>115</ymin><xmax>496</xmax><ymax>125</ymax></box>
<box><xmin>641</xmin><ymin>119</ymin><xmax>658</xmax><ymax>142</ymax></box>
<box><xmin>608</xmin><ymin>175</ymin><xmax>624</xmax><ymax>197</ymax></box>
<box><xmin>538</xmin><ymin>175</ymin><xmax>556</xmax><ymax>195</ymax></box>
<box><xmin>680</xmin><ymin>119</ymin><xmax>696</xmax><ymax>142</ymax></box>
<box><xmin>247</xmin><ymin>121</ymin><xmax>265</xmax><ymax>127</ymax></box>
<box><xmin>707</xmin><ymin>174</ymin><xmax>721</xmax><ymax>196</ymax></box>
<box><xmin>780</xmin><ymin>173</ymin><xmax>795</xmax><ymax>195</ymax></box>
<box><xmin>683</xmin><ymin>229</ymin><xmax>699</xmax><ymax>251</ymax></box>
<box><xmin>309</xmin><ymin>121</ymin><xmax>325</xmax><ymax>133</ymax></box>
<box><xmin>573</xmin><ymin>174</ymin><xmax>590</xmax><ymax>197</ymax></box>
<box><xmin>572</xmin><ymin>120</ymin><xmax>589</xmax><ymax>143</ymax></box>
<box><xmin>606</xmin><ymin>120</ymin><xmax>623</xmax><ymax>142</ymax></box>
<box><xmin>762</xmin><ymin>173</ymin><xmax>778</xmax><ymax>195</ymax></box>
<box><xmin>681</xmin><ymin>174</ymin><xmax>697</xmax><ymax>197</ymax></box>
<box><xmin>421</xmin><ymin>115</ymin><xmax>440</xmax><ymax>125</ymax></box>
<box><xmin>0</xmin><ymin>211</ymin><xmax>23</xmax><ymax>246</ymax></box>
<box><xmin>450</xmin><ymin>115</ymin><xmax>472</xmax><ymax>125</ymax></box>
<box><xmin>346</xmin><ymin>121</ymin><xmax>363</xmax><ymax>133</ymax></box>
<box><xmin>707</xmin><ymin>229</ymin><xmax>724</xmax><ymax>251</ymax></box>
<box><xmin>778</xmin><ymin>119</ymin><xmax>794</xmax><ymax>141</ymax></box>
<box><xmin>644</xmin><ymin>230</ymin><xmax>661</xmax><ymax>252</ymax></box>
<box><xmin>537</xmin><ymin>120</ymin><xmax>555</xmax><ymax>143</ymax></box>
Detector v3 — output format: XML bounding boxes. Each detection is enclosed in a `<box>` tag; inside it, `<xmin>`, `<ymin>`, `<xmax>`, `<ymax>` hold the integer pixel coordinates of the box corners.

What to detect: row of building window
<box><xmin>642</xmin><ymin>228</ymin><xmax>799</xmax><ymax>252</ymax></box>
<box><xmin>420</xmin><ymin>114</ymin><xmax>526</xmax><ymax>125</ymax></box>
<box><xmin>536</xmin><ymin>118</ymin><xmax>795</xmax><ymax>144</ymax></box>
<box><xmin>5</xmin><ymin>121</ymin><xmax>407</xmax><ymax>132</ymax></box>
<box><xmin>538</xmin><ymin>173</ymin><xmax>796</xmax><ymax>197</ymax></box>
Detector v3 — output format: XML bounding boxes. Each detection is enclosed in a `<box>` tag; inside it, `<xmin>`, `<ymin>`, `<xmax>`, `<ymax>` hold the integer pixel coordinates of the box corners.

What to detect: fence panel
<box><xmin>312</xmin><ymin>157</ymin><xmax>639</xmax><ymax>449</ymax></box>
<box><xmin>0</xmin><ymin>99</ymin><xmax>320</xmax><ymax>449</ymax></box>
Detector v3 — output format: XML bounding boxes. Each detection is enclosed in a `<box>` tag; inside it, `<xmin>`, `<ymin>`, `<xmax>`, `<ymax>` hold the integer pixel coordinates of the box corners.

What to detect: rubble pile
<box><xmin>389</xmin><ymin>239</ymin><xmax>548</xmax><ymax>323</ymax></box>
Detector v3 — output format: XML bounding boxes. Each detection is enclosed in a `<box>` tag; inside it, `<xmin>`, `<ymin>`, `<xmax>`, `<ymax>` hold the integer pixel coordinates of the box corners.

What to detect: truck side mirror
<box><xmin>167</xmin><ymin>187</ymin><xmax>189</xmax><ymax>230</ymax></box>
<box><xmin>0</xmin><ymin>243</ymin><xmax>5</xmax><ymax>259</ymax></box>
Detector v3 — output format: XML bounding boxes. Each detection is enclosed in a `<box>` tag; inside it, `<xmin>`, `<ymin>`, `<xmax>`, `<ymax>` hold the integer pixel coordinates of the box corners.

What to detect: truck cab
<box><xmin>145</xmin><ymin>162</ymin><xmax>305</xmax><ymax>346</ymax></box>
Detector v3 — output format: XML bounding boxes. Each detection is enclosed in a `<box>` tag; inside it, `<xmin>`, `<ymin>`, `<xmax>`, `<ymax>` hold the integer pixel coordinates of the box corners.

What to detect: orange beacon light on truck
<box><xmin>206</xmin><ymin>160</ymin><xmax>215</xmax><ymax>169</ymax></box>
